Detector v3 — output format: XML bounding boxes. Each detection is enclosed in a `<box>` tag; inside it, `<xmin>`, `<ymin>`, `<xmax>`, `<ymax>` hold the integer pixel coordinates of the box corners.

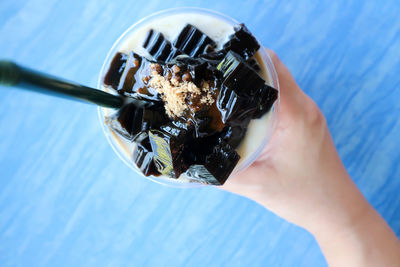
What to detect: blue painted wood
<box><xmin>1</xmin><ymin>0</ymin><xmax>399</xmax><ymax>266</ymax></box>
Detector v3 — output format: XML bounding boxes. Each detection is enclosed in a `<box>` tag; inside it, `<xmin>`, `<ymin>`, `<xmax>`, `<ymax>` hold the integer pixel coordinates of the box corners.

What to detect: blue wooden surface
<box><xmin>1</xmin><ymin>1</ymin><xmax>399</xmax><ymax>266</ymax></box>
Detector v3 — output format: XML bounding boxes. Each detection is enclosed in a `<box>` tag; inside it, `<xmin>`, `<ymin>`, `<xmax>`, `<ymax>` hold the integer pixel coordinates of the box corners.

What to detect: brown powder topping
<box><xmin>149</xmin><ymin>64</ymin><xmax>215</xmax><ymax>118</ymax></box>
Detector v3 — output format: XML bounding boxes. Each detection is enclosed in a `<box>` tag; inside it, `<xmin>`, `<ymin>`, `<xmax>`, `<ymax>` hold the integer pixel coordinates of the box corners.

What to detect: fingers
<box><xmin>265</xmin><ymin>48</ymin><xmax>301</xmax><ymax>97</ymax></box>
<box><xmin>264</xmin><ymin>48</ymin><xmax>308</xmax><ymax>117</ymax></box>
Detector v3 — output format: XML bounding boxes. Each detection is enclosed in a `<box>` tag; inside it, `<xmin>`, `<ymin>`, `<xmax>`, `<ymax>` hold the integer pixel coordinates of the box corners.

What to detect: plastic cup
<box><xmin>97</xmin><ymin>7</ymin><xmax>280</xmax><ymax>188</ymax></box>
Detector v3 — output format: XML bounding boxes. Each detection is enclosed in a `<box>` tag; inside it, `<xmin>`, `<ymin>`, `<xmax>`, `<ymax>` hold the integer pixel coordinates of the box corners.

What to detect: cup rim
<box><xmin>97</xmin><ymin>7</ymin><xmax>280</xmax><ymax>188</ymax></box>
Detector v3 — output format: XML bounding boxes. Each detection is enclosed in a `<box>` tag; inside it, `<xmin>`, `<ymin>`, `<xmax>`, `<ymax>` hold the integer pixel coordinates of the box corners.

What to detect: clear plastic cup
<box><xmin>97</xmin><ymin>7</ymin><xmax>280</xmax><ymax>188</ymax></box>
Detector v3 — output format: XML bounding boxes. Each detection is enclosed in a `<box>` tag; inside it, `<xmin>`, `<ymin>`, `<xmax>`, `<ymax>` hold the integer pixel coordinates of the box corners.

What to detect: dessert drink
<box><xmin>98</xmin><ymin>8</ymin><xmax>279</xmax><ymax>186</ymax></box>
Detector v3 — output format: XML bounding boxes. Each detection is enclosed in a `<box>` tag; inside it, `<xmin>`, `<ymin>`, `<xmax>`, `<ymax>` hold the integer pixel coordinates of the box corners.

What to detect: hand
<box><xmin>223</xmin><ymin>48</ymin><xmax>362</xmax><ymax>230</ymax></box>
<box><xmin>222</xmin><ymin>49</ymin><xmax>400</xmax><ymax>266</ymax></box>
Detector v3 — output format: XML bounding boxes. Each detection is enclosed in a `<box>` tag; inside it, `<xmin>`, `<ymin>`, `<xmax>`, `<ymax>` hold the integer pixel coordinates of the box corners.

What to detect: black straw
<box><xmin>0</xmin><ymin>60</ymin><xmax>123</xmax><ymax>109</ymax></box>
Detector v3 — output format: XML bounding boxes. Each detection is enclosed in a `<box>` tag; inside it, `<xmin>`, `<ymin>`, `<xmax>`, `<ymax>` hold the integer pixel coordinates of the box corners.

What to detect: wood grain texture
<box><xmin>0</xmin><ymin>0</ymin><xmax>399</xmax><ymax>266</ymax></box>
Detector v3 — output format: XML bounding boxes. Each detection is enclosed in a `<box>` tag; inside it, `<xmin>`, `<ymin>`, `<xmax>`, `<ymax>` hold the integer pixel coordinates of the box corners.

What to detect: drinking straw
<box><xmin>0</xmin><ymin>60</ymin><xmax>123</xmax><ymax>109</ymax></box>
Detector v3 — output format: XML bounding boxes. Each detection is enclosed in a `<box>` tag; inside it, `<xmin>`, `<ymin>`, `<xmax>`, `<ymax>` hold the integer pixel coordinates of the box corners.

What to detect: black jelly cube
<box><xmin>220</xmin><ymin>126</ymin><xmax>247</xmax><ymax>149</ymax></box>
<box><xmin>182</xmin><ymin>115</ymin><xmax>216</xmax><ymax>139</ymax></box>
<box><xmin>133</xmin><ymin>138</ymin><xmax>159</xmax><ymax>176</ymax></box>
<box><xmin>185</xmin><ymin>141</ymin><xmax>240</xmax><ymax>185</ymax></box>
<box><xmin>252</xmin><ymin>84</ymin><xmax>279</xmax><ymax>118</ymax></box>
<box><xmin>192</xmin><ymin>116</ymin><xmax>214</xmax><ymax>138</ymax></box>
<box><xmin>222</xmin><ymin>24</ymin><xmax>260</xmax><ymax>60</ymax></box>
<box><xmin>217</xmin><ymin>51</ymin><xmax>265</xmax><ymax>96</ymax></box>
<box><xmin>149</xmin><ymin>124</ymin><xmax>190</xmax><ymax>178</ymax></box>
<box><xmin>103</xmin><ymin>52</ymin><xmax>128</xmax><ymax>89</ymax></box>
<box><xmin>182</xmin><ymin>133</ymin><xmax>219</xmax><ymax>166</ymax></box>
<box><xmin>117</xmin><ymin>52</ymin><xmax>142</xmax><ymax>93</ymax></box>
<box><xmin>143</xmin><ymin>29</ymin><xmax>181</xmax><ymax>62</ymax></box>
<box><xmin>117</xmin><ymin>53</ymin><xmax>163</xmax><ymax>100</ymax></box>
<box><xmin>108</xmin><ymin>98</ymin><xmax>168</xmax><ymax>141</ymax></box>
<box><xmin>217</xmin><ymin>85</ymin><xmax>257</xmax><ymax>126</ymax></box>
<box><xmin>173</xmin><ymin>24</ymin><xmax>216</xmax><ymax>57</ymax></box>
